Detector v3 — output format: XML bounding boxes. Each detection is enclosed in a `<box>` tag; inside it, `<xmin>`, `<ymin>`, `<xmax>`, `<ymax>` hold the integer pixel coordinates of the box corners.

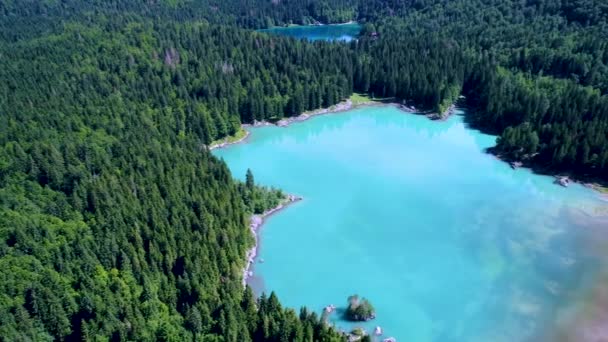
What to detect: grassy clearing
<box><xmin>228</xmin><ymin>128</ymin><xmax>248</xmax><ymax>142</ymax></box>
<box><xmin>349</xmin><ymin>93</ymin><xmax>373</xmax><ymax>106</ymax></box>
<box><xmin>210</xmin><ymin>128</ymin><xmax>247</xmax><ymax>147</ymax></box>
<box><xmin>349</xmin><ymin>93</ymin><xmax>396</xmax><ymax>105</ymax></box>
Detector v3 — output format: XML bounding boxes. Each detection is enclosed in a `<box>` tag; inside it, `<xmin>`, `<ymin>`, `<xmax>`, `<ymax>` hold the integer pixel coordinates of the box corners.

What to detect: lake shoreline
<box><xmin>242</xmin><ymin>194</ymin><xmax>302</xmax><ymax>287</ymax></box>
<box><xmin>216</xmin><ymin>104</ymin><xmax>608</xmax><ymax>340</ymax></box>
<box><xmin>262</xmin><ymin>20</ymin><xmax>358</xmax><ymax>30</ymax></box>
<box><xmin>245</xmin><ymin>97</ymin><xmax>453</xmax><ymax>129</ymax></box>
<box><xmin>243</xmin><ymin>98</ymin><xmax>361</xmax><ymax>129</ymax></box>
<box><xmin>225</xmin><ymin>101</ymin><xmax>606</xmax><ymax>196</ymax></box>
<box><xmin>489</xmin><ymin>148</ymin><xmax>608</xmax><ymax>196</ymax></box>
<box><xmin>209</xmin><ymin>129</ymin><xmax>251</xmax><ymax>151</ymax></box>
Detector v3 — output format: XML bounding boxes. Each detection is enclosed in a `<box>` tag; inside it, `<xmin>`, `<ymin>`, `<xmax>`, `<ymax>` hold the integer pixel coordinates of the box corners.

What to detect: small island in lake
<box><xmin>345</xmin><ymin>295</ymin><xmax>376</xmax><ymax>321</ymax></box>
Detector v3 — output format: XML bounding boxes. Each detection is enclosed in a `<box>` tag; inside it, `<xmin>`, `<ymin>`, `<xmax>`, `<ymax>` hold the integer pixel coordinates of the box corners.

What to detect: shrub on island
<box><xmin>348</xmin><ymin>328</ymin><xmax>373</xmax><ymax>342</ymax></box>
<box><xmin>351</xmin><ymin>327</ymin><xmax>366</xmax><ymax>336</ymax></box>
<box><xmin>345</xmin><ymin>295</ymin><xmax>376</xmax><ymax>321</ymax></box>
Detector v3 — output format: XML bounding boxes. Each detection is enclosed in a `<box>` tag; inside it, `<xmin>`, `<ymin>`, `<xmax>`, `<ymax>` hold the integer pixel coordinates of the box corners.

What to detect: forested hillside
<box><xmin>1</xmin><ymin>0</ymin><xmax>607</xmax><ymax>340</ymax></box>
<box><xmin>0</xmin><ymin>14</ymin><xmax>347</xmax><ymax>342</ymax></box>
<box><xmin>360</xmin><ymin>0</ymin><xmax>608</xmax><ymax>180</ymax></box>
<box><xmin>0</xmin><ymin>0</ymin><xmax>360</xmax><ymax>41</ymax></box>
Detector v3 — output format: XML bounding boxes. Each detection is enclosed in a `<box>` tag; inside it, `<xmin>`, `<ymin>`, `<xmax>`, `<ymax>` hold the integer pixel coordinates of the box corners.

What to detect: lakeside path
<box><xmin>242</xmin><ymin>194</ymin><xmax>302</xmax><ymax>287</ymax></box>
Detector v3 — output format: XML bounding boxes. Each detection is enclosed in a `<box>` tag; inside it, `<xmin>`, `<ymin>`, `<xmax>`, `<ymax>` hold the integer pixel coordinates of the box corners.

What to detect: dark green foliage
<box><xmin>350</xmin><ymin>327</ymin><xmax>366</xmax><ymax>336</ymax></box>
<box><xmin>0</xmin><ymin>8</ymin><xmax>347</xmax><ymax>341</ymax></box>
<box><xmin>465</xmin><ymin>65</ymin><xmax>608</xmax><ymax>178</ymax></box>
<box><xmin>345</xmin><ymin>295</ymin><xmax>375</xmax><ymax>322</ymax></box>
<box><xmin>3</xmin><ymin>0</ymin><xmax>606</xmax><ymax>183</ymax></box>
<box><xmin>352</xmin><ymin>0</ymin><xmax>608</xmax><ymax>181</ymax></box>
<box><xmin>239</xmin><ymin>170</ymin><xmax>284</xmax><ymax>214</ymax></box>
<box><xmin>1</xmin><ymin>0</ymin><xmax>608</xmax><ymax>340</ymax></box>
<box><xmin>0</xmin><ymin>20</ymin><xmax>352</xmax><ymax>140</ymax></box>
<box><xmin>353</xmin><ymin>33</ymin><xmax>465</xmax><ymax>113</ymax></box>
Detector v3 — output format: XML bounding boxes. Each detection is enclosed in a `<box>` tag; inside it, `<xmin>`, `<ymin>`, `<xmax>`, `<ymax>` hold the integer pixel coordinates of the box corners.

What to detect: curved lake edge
<box><xmin>217</xmin><ymin>100</ymin><xmax>608</xmax><ymax>308</ymax></box>
<box><xmin>257</xmin><ymin>22</ymin><xmax>363</xmax><ymax>42</ymax></box>
<box><xmin>262</xmin><ymin>20</ymin><xmax>358</xmax><ymax>29</ymax></box>
<box><xmin>242</xmin><ymin>194</ymin><xmax>303</xmax><ymax>287</ymax></box>
<box><xmin>209</xmin><ymin>129</ymin><xmax>250</xmax><ymax>150</ymax></box>
<box><xmin>215</xmin><ymin>104</ymin><xmax>608</xmax><ymax>340</ymax></box>
<box><xmin>214</xmin><ymin>101</ymin><xmax>608</xmax><ymax>197</ymax></box>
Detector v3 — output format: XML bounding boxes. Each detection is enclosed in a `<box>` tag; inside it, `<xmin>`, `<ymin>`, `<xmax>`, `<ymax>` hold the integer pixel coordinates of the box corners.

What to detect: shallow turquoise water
<box><xmin>215</xmin><ymin>106</ymin><xmax>608</xmax><ymax>341</ymax></box>
<box><xmin>258</xmin><ymin>23</ymin><xmax>361</xmax><ymax>42</ymax></box>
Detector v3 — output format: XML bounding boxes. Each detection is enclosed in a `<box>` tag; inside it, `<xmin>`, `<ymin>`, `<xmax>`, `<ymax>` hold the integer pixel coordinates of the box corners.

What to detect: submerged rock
<box><xmin>510</xmin><ymin>161</ymin><xmax>523</xmax><ymax>169</ymax></box>
<box><xmin>555</xmin><ymin>176</ymin><xmax>571</xmax><ymax>187</ymax></box>
<box><xmin>427</xmin><ymin>112</ymin><xmax>442</xmax><ymax>120</ymax></box>
<box><xmin>324</xmin><ymin>304</ymin><xmax>336</xmax><ymax>313</ymax></box>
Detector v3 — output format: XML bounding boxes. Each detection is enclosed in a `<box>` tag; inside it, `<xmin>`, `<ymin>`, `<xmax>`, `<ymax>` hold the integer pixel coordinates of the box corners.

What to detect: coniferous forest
<box><xmin>1</xmin><ymin>0</ymin><xmax>607</xmax><ymax>340</ymax></box>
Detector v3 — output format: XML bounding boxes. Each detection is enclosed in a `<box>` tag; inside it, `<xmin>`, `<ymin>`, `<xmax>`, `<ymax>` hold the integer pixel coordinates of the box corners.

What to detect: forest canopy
<box><xmin>1</xmin><ymin>0</ymin><xmax>607</xmax><ymax>340</ymax></box>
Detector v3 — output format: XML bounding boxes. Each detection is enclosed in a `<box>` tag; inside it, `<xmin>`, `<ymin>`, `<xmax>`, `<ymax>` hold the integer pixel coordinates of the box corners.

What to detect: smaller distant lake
<box><xmin>258</xmin><ymin>23</ymin><xmax>362</xmax><ymax>42</ymax></box>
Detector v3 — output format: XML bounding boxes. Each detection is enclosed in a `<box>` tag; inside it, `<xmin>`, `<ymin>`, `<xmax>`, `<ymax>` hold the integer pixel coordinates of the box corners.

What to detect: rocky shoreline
<box><xmin>399</xmin><ymin>103</ymin><xmax>456</xmax><ymax>121</ymax></box>
<box><xmin>242</xmin><ymin>99</ymin><xmax>359</xmax><ymax>129</ymax></box>
<box><xmin>276</xmin><ymin>100</ymin><xmax>355</xmax><ymax>126</ymax></box>
<box><xmin>223</xmin><ymin>98</ymin><xmax>456</xmax><ymax>147</ymax></box>
<box><xmin>492</xmin><ymin>151</ymin><xmax>608</xmax><ymax>196</ymax></box>
<box><xmin>242</xmin><ymin>194</ymin><xmax>302</xmax><ymax>287</ymax></box>
<box><xmin>214</xmin><ymin>100</ymin><xmax>606</xmax><ymax>197</ymax></box>
<box><xmin>245</xmin><ymin>97</ymin><xmax>456</xmax><ymax>130</ymax></box>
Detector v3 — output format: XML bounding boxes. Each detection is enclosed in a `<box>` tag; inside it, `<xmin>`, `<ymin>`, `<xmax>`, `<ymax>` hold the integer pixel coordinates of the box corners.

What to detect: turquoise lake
<box><xmin>258</xmin><ymin>23</ymin><xmax>362</xmax><ymax>41</ymax></box>
<box><xmin>215</xmin><ymin>106</ymin><xmax>608</xmax><ymax>341</ymax></box>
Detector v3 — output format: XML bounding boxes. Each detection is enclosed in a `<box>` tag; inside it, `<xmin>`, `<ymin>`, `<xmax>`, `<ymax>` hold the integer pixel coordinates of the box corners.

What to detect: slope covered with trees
<box><xmin>1</xmin><ymin>0</ymin><xmax>607</xmax><ymax>340</ymax></box>
<box><xmin>357</xmin><ymin>0</ymin><xmax>608</xmax><ymax>180</ymax></box>
<box><xmin>0</xmin><ymin>14</ymin><xmax>348</xmax><ymax>342</ymax></box>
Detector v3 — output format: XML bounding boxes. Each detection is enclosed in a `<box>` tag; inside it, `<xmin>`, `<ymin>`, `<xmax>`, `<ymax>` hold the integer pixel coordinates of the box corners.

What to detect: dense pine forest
<box><xmin>1</xmin><ymin>0</ymin><xmax>607</xmax><ymax>340</ymax></box>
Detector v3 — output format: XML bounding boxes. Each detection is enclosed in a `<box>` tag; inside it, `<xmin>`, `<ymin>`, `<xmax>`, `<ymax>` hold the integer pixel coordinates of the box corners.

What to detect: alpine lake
<box><xmin>215</xmin><ymin>24</ymin><xmax>608</xmax><ymax>341</ymax></box>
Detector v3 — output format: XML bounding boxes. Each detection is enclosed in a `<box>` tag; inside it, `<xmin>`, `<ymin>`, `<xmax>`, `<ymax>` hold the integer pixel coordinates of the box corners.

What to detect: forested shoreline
<box><xmin>0</xmin><ymin>12</ymin><xmax>348</xmax><ymax>342</ymax></box>
<box><xmin>1</xmin><ymin>0</ymin><xmax>607</xmax><ymax>340</ymax></box>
